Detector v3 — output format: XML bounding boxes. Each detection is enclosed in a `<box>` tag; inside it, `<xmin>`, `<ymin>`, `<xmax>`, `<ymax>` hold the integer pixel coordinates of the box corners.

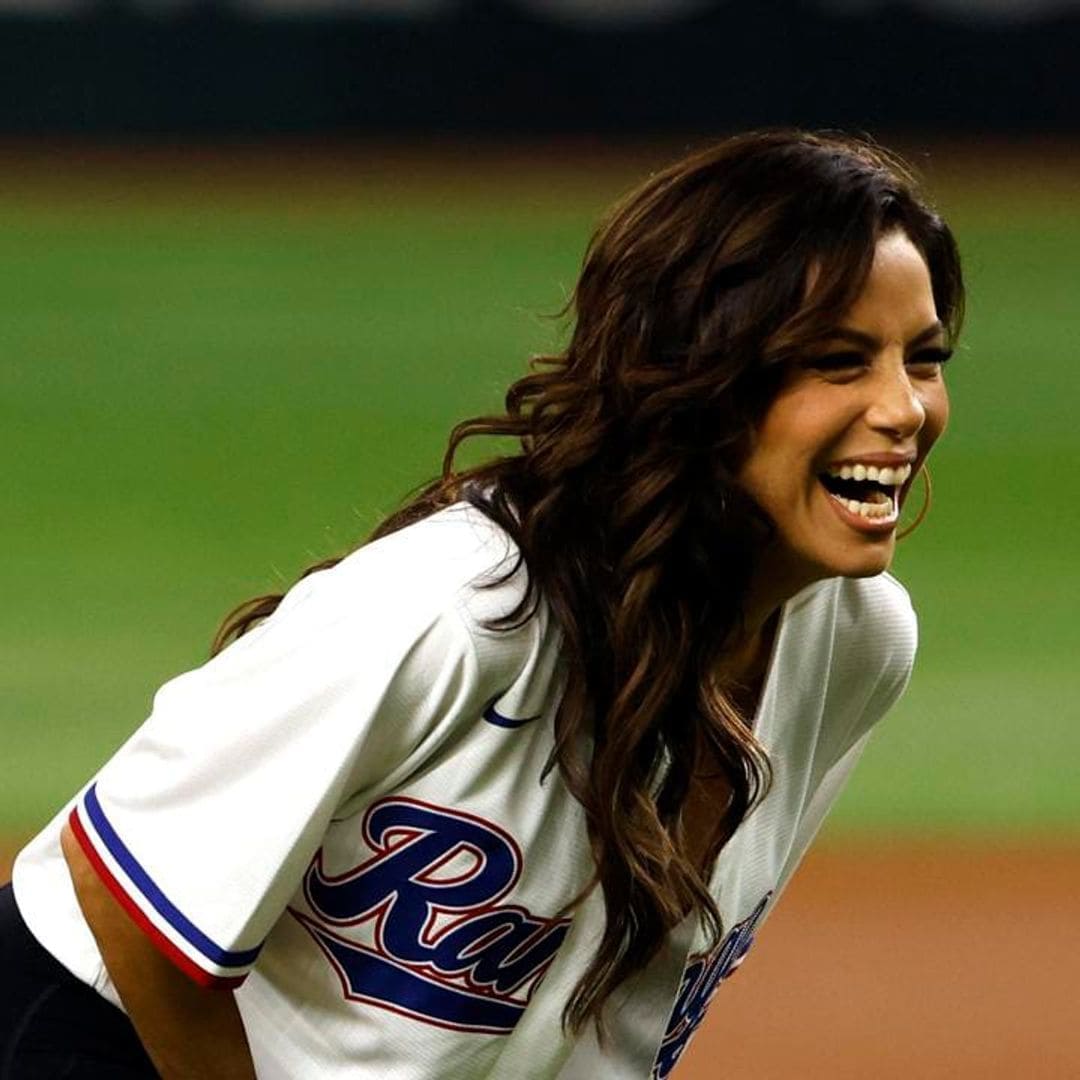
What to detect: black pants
<box><xmin>0</xmin><ymin>883</ymin><xmax>158</xmax><ymax>1078</ymax></box>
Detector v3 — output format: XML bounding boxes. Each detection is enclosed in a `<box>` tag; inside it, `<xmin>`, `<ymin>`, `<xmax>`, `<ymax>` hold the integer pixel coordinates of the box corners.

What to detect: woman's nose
<box><xmin>865</xmin><ymin>364</ymin><xmax>926</xmax><ymax>439</ymax></box>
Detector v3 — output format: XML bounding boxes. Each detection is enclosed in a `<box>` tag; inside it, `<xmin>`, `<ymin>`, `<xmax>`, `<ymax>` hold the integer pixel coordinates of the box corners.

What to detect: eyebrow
<box><xmin>824</xmin><ymin>321</ymin><xmax>946</xmax><ymax>350</ymax></box>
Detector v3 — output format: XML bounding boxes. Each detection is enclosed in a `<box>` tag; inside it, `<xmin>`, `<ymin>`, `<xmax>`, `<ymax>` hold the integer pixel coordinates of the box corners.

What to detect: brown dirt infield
<box><xmin>679</xmin><ymin>842</ymin><xmax>1080</xmax><ymax>1079</ymax></box>
<box><xmin>4</xmin><ymin>838</ymin><xmax>1076</xmax><ymax>1078</ymax></box>
<box><xmin>1</xmin><ymin>841</ymin><xmax>21</xmax><ymax>884</ymax></box>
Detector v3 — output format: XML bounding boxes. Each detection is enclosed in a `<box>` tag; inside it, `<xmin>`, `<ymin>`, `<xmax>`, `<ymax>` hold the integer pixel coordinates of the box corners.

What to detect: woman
<box><xmin>5</xmin><ymin>130</ymin><xmax>962</xmax><ymax>1079</ymax></box>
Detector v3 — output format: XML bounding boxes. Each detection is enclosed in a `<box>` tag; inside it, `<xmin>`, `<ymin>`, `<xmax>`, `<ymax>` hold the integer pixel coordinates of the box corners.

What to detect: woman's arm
<box><xmin>61</xmin><ymin>823</ymin><xmax>257</xmax><ymax>1080</ymax></box>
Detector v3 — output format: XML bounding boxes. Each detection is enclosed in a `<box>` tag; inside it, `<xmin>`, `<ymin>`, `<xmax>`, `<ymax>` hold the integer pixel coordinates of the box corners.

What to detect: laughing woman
<box><xmin>5</xmin><ymin>130</ymin><xmax>961</xmax><ymax>1079</ymax></box>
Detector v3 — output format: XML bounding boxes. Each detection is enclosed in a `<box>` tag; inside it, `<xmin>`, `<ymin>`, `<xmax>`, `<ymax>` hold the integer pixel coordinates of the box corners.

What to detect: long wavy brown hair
<box><xmin>214</xmin><ymin>130</ymin><xmax>964</xmax><ymax>1035</ymax></box>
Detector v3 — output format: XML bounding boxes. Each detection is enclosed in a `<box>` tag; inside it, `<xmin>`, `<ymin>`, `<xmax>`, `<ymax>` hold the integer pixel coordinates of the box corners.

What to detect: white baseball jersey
<box><xmin>13</xmin><ymin>502</ymin><xmax>916</xmax><ymax>1079</ymax></box>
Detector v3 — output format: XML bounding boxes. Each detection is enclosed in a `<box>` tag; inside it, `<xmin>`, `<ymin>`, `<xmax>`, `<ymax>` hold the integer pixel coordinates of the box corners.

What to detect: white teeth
<box><xmin>824</xmin><ymin>462</ymin><xmax>912</xmax><ymax>485</ymax></box>
<box><xmin>829</xmin><ymin>491</ymin><xmax>898</xmax><ymax>522</ymax></box>
<box><xmin>821</xmin><ymin>462</ymin><xmax>910</xmax><ymax>526</ymax></box>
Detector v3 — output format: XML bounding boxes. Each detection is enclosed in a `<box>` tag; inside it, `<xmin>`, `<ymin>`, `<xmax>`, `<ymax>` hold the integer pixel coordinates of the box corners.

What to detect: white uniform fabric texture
<box><xmin>14</xmin><ymin>502</ymin><xmax>916</xmax><ymax>1079</ymax></box>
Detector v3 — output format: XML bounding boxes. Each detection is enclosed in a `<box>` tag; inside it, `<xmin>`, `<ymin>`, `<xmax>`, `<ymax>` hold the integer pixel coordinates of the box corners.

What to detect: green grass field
<box><xmin>3</xmin><ymin>144</ymin><xmax>1078</xmax><ymax>839</ymax></box>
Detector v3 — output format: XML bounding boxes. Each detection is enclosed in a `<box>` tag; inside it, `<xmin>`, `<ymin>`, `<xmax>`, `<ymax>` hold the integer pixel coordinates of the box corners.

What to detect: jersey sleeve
<box><xmin>819</xmin><ymin>572</ymin><xmax>919</xmax><ymax>765</ymax></box>
<box><xmin>67</xmin><ymin>545</ymin><xmax>483</xmax><ymax>990</ymax></box>
<box><xmin>769</xmin><ymin>574</ymin><xmax>919</xmax><ymax>907</ymax></box>
<box><xmin>770</xmin><ymin>729</ymin><xmax>872</xmax><ymax>905</ymax></box>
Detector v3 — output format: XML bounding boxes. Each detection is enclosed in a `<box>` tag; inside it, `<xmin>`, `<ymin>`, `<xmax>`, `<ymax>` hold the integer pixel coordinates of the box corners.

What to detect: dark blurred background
<box><xmin>0</xmin><ymin>0</ymin><xmax>1078</xmax><ymax>137</ymax></box>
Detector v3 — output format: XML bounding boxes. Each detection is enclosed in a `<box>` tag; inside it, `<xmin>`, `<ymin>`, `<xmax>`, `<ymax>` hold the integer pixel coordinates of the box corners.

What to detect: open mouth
<box><xmin>817</xmin><ymin>463</ymin><xmax>911</xmax><ymax>522</ymax></box>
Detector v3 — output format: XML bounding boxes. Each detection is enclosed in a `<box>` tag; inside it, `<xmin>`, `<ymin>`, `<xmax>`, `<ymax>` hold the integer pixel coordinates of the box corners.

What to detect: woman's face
<box><xmin>737</xmin><ymin>230</ymin><xmax>951</xmax><ymax>592</ymax></box>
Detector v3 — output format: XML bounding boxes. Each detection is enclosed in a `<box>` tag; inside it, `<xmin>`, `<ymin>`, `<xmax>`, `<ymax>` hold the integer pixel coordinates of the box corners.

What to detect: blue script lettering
<box><xmin>652</xmin><ymin>893</ymin><xmax>771</xmax><ymax>1079</ymax></box>
<box><xmin>297</xmin><ymin>798</ymin><xmax>571</xmax><ymax>1034</ymax></box>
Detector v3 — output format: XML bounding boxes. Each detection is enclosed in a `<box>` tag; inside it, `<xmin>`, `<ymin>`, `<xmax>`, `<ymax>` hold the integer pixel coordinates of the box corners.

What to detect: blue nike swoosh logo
<box><xmin>483</xmin><ymin>703</ymin><xmax>539</xmax><ymax>729</ymax></box>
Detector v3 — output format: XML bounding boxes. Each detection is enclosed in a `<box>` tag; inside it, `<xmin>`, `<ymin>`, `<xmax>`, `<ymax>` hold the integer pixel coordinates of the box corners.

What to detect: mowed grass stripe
<box><xmin>3</xmin><ymin>153</ymin><xmax>1077</xmax><ymax>836</ymax></box>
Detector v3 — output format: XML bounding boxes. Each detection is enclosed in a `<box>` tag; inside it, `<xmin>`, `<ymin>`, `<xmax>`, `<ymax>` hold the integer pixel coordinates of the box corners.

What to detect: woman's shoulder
<box><xmin>789</xmin><ymin>572</ymin><xmax>917</xmax><ymax>675</ymax></box>
<box><xmin>773</xmin><ymin>574</ymin><xmax>918</xmax><ymax>757</ymax></box>
<box><xmin>279</xmin><ymin>502</ymin><xmax>539</xmax><ymax>647</ymax></box>
<box><xmin>838</xmin><ymin>571</ymin><xmax>916</xmax><ymax>648</ymax></box>
<box><xmin>339</xmin><ymin>502</ymin><xmax>519</xmax><ymax>584</ymax></box>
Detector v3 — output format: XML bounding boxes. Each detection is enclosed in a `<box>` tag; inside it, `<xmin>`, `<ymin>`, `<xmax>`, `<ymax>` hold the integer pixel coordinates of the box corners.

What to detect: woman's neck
<box><xmin>732</xmin><ymin>550</ymin><xmax>824</xmax><ymax>683</ymax></box>
<box><xmin>722</xmin><ymin>606</ymin><xmax>781</xmax><ymax>690</ymax></box>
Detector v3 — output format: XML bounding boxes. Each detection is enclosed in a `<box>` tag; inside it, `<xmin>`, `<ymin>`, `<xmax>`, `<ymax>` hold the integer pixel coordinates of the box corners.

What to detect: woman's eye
<box><xmin>802</xmin><ymin>352</ymin><xmax>865</xmax><ymax>373</ymax></box>
<box><xmin>906</xmin><ymin>347</ymin><xmax>953</xmax><ymax>369</ymax></box>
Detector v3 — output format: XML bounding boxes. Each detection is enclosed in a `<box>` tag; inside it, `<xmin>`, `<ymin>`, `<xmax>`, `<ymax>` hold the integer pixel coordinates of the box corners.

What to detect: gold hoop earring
<box><xmin>896</xmin><ymin>464</ymin><xmax>931</xmax><ymax>540</ymax></box>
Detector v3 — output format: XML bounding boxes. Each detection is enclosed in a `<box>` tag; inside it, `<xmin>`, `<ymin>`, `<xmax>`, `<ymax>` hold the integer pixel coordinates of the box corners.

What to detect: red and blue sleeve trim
<box><xmin>69</xmin><ymin>782</ymin><xmax>262</xmax><ymax>989</ymax></box>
